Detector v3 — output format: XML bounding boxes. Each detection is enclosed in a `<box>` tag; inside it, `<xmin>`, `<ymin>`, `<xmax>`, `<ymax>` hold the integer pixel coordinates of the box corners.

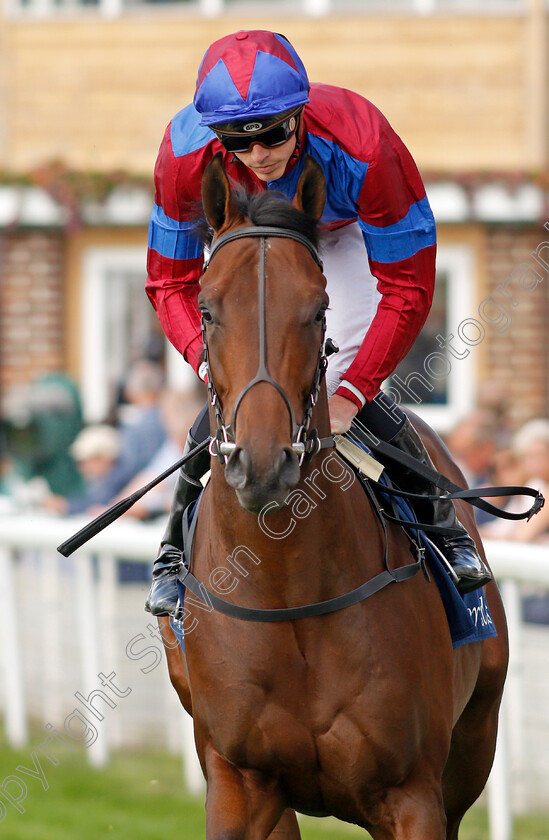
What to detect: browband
<box><xmin>207</xmin><ymin>225</ymin><xmax>323</xmax><ymax>272</ymax></box>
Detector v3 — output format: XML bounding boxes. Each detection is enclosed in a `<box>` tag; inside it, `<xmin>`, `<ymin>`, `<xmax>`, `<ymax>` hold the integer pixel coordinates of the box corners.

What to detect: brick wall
<box><xmin>484</xmin><ymin>224</ymin><xmax>549</xmax><ymax>429</ymax></box>
<box><xmin>0</xmin><ymin>231</ymin><xmax>66</xmax><ymax>403</ymax></box>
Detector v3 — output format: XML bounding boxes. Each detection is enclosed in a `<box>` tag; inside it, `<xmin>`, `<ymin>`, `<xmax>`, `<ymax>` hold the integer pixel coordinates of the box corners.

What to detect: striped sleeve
<box><xmin>335</xmin><ymin>117</ymin><xmax>436</xmax><ymax>407</ymax></box>
<box><xmin>145</xmin><ymin>124</ymin><xmax>205</xmax><ymax>374</ymax></box>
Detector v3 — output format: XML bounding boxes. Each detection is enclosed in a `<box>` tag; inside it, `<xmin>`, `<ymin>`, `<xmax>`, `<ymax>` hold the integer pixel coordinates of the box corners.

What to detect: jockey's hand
<box><xmin>328</xmin><ymin>394</ymin><xmax>359</xmax><ymax>434</ymax></box>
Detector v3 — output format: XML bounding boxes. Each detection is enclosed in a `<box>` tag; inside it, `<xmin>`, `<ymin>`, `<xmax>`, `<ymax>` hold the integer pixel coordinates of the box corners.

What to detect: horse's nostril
<box><xmin>276</xmin><ymin>447</ymin><xmax>300</xmax><ymax>489</ymax></box>
<box><xmin>225</xmin><ymin>446</ymin><xmax>251</xmax><ymax>490</ymax></box>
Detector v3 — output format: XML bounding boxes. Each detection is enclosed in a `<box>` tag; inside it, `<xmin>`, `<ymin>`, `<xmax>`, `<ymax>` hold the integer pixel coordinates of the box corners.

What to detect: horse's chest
<box><xmin>193</xmin><ymin>648</ymin><xmax>317</xmax><ymax>765</ymax></box>
<box><xmin>189</xmin><ymin>629</ymin><xmax>395</xmax><ymax>785</ymax></box>
<box><xmin>194</xmin><ymin>660</ymin><xmax>408</xmax><ymax>819</ymax></box>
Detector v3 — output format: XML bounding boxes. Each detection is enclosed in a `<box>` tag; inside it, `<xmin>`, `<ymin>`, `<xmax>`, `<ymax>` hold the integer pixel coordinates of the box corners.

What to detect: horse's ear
<box><xmin>293</xmin><ymin>155</ymin><xmax>326</xmax><ymax>221</ymax></box>
<box><xmin>201</xmin><ymin>152</ymin><xmax>242</xmax><ymax>233</ymax></box>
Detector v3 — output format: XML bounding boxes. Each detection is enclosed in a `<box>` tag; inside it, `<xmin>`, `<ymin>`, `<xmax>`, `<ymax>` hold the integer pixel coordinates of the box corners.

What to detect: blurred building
<box><xmin>0</xmin><ymin>0</ymin><xmax>548</xmax><ymax>429</ymax></box>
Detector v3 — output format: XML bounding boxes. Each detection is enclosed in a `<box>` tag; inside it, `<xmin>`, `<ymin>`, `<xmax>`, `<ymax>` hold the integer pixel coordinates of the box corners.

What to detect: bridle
<box><xmin>200</xmin><ymin>225</ymin><xmax>335</xmax><ymax>466</ymax></box>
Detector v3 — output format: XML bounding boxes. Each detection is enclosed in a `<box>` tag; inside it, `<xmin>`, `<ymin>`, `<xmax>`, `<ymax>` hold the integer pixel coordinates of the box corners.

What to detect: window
<box><xmin>81</xmin><ymin>246</ymin><xmax>195</xmax><ymax>422</ymax></box>
<box><xmin>386</xmin><ymin>244</ymin><xmax>476</xmax><ymax>434</ymax></box>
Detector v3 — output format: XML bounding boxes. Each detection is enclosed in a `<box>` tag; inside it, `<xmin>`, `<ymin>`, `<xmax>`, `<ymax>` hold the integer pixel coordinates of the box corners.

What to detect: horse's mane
<box><xmin>196</xmin><ymin>186</ymin><xmax>321</xmax><ymax>250</ymax></box>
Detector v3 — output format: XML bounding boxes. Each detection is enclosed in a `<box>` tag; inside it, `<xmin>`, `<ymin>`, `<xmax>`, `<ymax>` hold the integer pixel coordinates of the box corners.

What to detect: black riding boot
<box><xmin>389</xmin><ymin>419</ymin><xmax>492</xmax><ymax>594</ymax></box>
<box><xmin>145</xmin><ymin>432</ymin><xmax>210</xmax><ymax>615</ymax></box>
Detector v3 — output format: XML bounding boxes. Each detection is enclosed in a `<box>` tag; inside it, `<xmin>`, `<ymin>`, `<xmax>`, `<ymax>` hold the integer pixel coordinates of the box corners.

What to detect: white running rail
<box><xmin>0</xmin><ymin>514</ymin><xmax>547</xmax><ymax>838</ymax></box>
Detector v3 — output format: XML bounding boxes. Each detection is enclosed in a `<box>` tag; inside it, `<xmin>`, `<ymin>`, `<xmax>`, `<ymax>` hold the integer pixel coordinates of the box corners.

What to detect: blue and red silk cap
<box><xmin>194</xmin><ymin>30</ymin><xmax>310</xmax><ymax>127</ymax></box>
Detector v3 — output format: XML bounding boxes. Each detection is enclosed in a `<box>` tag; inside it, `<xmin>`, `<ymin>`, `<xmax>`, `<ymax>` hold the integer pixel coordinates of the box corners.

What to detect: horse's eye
<box><xmin>200</xmin><ymin>306</ymin><xmax>214</xmax><ymax>324</ymax></box>
<box><xmin>314</xmin><ymin>305</ymin><xmax>327</xmax><ymax>323</ymax></box>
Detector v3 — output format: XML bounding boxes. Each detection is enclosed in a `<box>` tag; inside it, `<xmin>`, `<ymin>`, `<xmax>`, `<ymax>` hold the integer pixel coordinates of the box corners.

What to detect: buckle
<box><xmin>528</xmin><ymin>490</ymin><xmax>545</xmax><ymax>521</ymax></box>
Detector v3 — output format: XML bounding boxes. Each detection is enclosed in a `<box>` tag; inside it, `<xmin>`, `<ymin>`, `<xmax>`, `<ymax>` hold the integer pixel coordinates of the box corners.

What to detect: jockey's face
<box><xmin>234</xmin><ymin>133</ymin><xmax>297</xmax><ymax>182</ymax></box>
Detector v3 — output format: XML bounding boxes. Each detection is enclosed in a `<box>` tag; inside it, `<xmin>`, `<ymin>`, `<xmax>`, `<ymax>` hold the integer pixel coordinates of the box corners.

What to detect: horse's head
<box><xmin>199</xmin><ymin>153</ymin><xmax>328</xmax><ymax>513</ymax></box>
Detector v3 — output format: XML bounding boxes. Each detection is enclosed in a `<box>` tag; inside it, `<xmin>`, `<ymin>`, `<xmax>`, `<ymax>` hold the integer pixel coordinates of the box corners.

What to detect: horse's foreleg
<box><xmin>368</xmin><ymin>777</ymin><xmax>447</xmax><ymax>840</ymax></box>
<box><xmin>157</xmin><ymin>621</ymin><xmax>300</xmax><ymax>840</ymax></box>
<box><xmin>266</xmin><ymin>809</ymin><xmax>301</xmax><ymax>839</ymax></box>
<box><xmin>204</xmin><ymin>746</ymin><xmax>288</xmax><ymax>840</ymax></box>
<box><xmin>157</xmin><ymin>616</ymin><xmax>192</xmax><ymax>715</ymax></box>
<box><xmin>205</xmin><ymin>755</ymin><xmax>248</xmax><ymax>840</ymax></box>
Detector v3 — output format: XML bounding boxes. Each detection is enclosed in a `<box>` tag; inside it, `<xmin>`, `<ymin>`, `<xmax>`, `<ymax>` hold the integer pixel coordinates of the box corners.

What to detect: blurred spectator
<box><xmin>476</xmin><ymin>379</ymin><xmax>513</xmax><ymax>448</ymax></box>
<box><xmin>0</xmin><ymin>422</ymin><xmax>12</xmax><ymax>494</ymax></box>
<box><xmin>42</xmin><ymin>424</ymin><xmax>120</xmax><ymax>515</ymax></box>
<box><xmin>37</xmin><ymin>360</ymin><xmax>168</xmax><ymax>516</ymax></box>
<box><xmin>445</xmin><ymin>409</ymin><xmax>499</xmax><ymax>489</ymax></box>
<box><xmin>445</xmin><ymin>408</ymin><xmax>501</xmax><ymax>527</ymax></box>
<box><xmin>480</xmin><ymin>418</ymin><xmax>549</xmax><ymax>544</ymax></box>
<box><xmin>480</xmin><ymin>418</ymin><xmax>549</xmax><ymax>625</ymax></box>
<box><xmin>487</xmin><ymin>446</ymin><xmax>526</xmax><ymax>508</ymax></box>
<box><xmin>2</xmin><ymin>372</ymin><xmax>84</xmax><ymax>497</ymax></box>
<box><xmin>71</xmin><ymin>424</ymin><xmax>120</xmax><ymax>479</ymax></box>
<box><xmin>0</xmin><ymin>424</ymin><xmax>19</xmax><ymax>510</ymax></box>
<box><xmin>120</xmin><ymin>385</ymin><xmax>206</xmax><ymax>520</ymax></box>
<box><xmin>61</xmin><ymin>359</ymin><xmax>167</xmax><ymax>513</ymax></box>
<box><xmin>112</xmin><ymin>359</ymin><xmax>167</xmax><ymax>480</ymax></box>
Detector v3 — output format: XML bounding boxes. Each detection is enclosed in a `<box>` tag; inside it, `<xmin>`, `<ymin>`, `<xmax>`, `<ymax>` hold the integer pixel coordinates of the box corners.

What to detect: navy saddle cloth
<box><xmin>377</xmin><ymin>477</ymin><xmax>497</xmax><ymax>649</ymax></box>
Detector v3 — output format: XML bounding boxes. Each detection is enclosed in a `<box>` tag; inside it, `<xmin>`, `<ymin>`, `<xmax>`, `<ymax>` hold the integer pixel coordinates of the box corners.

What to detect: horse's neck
<box><xmin>202</xmin><ymin>450</ymin><xmax>379</xmax><ymax>600</ymax></box>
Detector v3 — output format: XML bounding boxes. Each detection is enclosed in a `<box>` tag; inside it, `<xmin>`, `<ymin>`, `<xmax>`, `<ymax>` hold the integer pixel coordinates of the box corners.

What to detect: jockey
<box><xmin>145</xmin><ymin>30</ymin><xmax>491</xmax><ymax>615</ymax></box>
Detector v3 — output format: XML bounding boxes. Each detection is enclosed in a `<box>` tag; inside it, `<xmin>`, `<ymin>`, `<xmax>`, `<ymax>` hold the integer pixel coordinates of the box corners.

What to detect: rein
<box><xmin>356</xmin><ymin>427</ymin><xmax>545</xmax><ymax>526</ymax></box>
<box><xmin>201</xmin><ymin>225</ymin><xmax>334</xmax><ymax>465</ymax></box>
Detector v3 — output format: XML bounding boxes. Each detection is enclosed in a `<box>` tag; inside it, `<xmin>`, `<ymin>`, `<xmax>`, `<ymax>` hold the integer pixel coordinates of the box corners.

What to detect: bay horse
<box><xmin>159</xmin><ymin>153</ymin><xmax>508</xmax><ymax>840</ymax></box>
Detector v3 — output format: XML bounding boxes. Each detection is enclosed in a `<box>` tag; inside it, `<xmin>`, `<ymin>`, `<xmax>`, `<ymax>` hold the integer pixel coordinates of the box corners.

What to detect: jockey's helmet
<box><xmin>193</xmin><ymin>30</ymin><xmax>310</xmax><ymax>131</ymax></box>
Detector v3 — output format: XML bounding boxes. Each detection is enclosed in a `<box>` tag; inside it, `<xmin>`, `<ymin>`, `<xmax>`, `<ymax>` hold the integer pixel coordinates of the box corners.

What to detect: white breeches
<box><xmin>321</xmin><ymin>222</ymin><xmax>381</xmax><ymax>398</ymax></box>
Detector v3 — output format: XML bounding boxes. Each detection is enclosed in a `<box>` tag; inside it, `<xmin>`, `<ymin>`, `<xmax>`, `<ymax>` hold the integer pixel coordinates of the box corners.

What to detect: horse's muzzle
<box><xmin>224</xmin><ymin>445</ymin><xmax>301</xmax><ymax>513</ymax></box>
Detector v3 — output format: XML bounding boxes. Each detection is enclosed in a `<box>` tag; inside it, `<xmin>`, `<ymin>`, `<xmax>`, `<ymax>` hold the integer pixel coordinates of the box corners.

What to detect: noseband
<box><xmin>201</xmin><ymin>225</ymin><xmax>335</xmax><ymax>465</ymax></box>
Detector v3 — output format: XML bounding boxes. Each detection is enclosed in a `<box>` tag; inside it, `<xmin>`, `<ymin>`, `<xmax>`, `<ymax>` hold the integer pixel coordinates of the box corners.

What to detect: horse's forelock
<box><xmin>244</xmin><ymin>191</ymin><xmax>320</xmax><ymax>249</ymax></box>
<box><xmin>194</xmin><ymin>187</ymin><xmax>321</xmax><ymax>251</ymax></box>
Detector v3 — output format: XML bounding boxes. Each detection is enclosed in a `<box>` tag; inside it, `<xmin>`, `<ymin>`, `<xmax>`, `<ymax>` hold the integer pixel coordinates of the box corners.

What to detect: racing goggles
<box><xmin>212</xmin><ymin>109</ymin><xmax>301</xmax><ymax>154</ymax></box>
